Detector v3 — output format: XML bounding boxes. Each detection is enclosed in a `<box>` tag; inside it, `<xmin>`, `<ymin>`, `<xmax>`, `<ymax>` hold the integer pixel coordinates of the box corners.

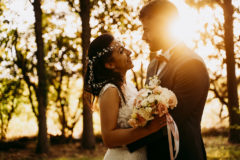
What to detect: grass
<box><xmin>49</xmin><ymin>136</ymin><xmax>240</xmax><ymax>160</ymax></box>
<box><xmin>48</xmin><ymin>157</ymin><xmax>103</xmax><ymax>160</ymax></box>
<box><xmin>1</xmin><ymin>136</ymin><xmax>240</xmax><ymax>160</ymax></box>
<box><xmin>204</xmin><ymin>136</ymin><xmax>240</xmax><ymax>160</ymax></box>
<box><xmin>47</xmin><ymin>136</ymin><xmax>240</xmax><ymax>160</ymax></box>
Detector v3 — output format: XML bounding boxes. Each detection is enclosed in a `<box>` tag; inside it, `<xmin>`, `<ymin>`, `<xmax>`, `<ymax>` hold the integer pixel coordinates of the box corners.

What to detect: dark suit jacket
<box><xmin>127</xmin><ymin>44</ymin><xmax>210</xmax><ymax>160</ymax></box>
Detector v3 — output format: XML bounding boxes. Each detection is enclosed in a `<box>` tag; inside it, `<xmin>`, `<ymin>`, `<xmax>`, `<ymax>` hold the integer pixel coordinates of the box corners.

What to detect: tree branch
<box><xmin>28</xmin><ymin>84</ymin><xmax>38</xmax><ymax>118</ymax></box>
<box><xmin>186</xmin><ymin>0</ymin><xmax>224</xmax><ymax>9</ymax></box>
<box><xmin>67</xmin><ymin>0</ymin><xmax>80</xmax><ymax>14</ymax></box>
<box><xmin>209</xmin><ymin>87</ymin><xmax>228</xmax><ymax>105</ymax></box>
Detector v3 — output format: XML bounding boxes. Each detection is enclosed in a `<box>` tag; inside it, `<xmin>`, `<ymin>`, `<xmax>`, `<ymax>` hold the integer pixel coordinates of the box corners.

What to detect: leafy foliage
<box><xmin>0</xmin><ymin>79</ymin><xmax>27</xmax><ymax>140</ymax></box>
<box><xmin>186</xmin><ymin>0</ymin><xmax>240</xmax><ymax>143</ymax></box>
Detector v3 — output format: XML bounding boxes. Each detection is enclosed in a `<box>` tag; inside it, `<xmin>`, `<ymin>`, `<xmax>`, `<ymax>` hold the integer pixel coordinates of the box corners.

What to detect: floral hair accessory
<box><xmin>87</xmin><ymin>41</ymin><xmax>123</xmax><ymax>90</ymax></box>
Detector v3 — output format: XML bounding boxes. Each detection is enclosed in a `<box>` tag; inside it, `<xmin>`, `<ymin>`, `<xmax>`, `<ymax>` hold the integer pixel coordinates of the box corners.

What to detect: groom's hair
<box><xmin>139</xmin><ymin>0</ymin><xmax>178</xmax><ymax>21</ymax></box>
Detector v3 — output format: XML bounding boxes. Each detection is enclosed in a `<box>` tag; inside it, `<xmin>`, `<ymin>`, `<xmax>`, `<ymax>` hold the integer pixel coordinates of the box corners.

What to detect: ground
<box><xmin>205</xmin><ymin>136</ymin><xmax>240</xmax><ymax>160</ymax></box>
<box><xmin>0</xmin><ymin>136</ymin><xmax>240</xmax><ymax>160</ymax></box>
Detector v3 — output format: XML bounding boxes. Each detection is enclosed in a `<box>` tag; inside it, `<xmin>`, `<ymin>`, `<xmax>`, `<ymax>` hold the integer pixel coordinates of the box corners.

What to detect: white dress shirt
<box><xmin>156</xmin><ymin>42</ymin><xmax>180</xmax><ymax>76</ymax></box>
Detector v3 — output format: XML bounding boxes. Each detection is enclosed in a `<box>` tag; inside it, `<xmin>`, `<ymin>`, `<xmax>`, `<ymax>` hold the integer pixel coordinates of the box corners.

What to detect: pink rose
<box><xmin>136</xmin><ymin>99</ymin><xmax>142</xmax><ymax>106</ymax></box>
<box><xmin>128</xmin><ymin>119</ymin><xmax>138</xmax><ymax>128</ymax></box>
<box><xmin>137</xmin><ymin>114</ymin><xmax>147</xmax><ymax>127</ymax></box>
<box><xmin>133</xmin><ymin>99</ymin><xmax>137</xmax><ymax>106</ymax></box>
<box><xmin>168</xmin><ymin>94</ymin><xmax>178</xmax><ymax>109</ymax></box>
<box><xmin>153</xmin><ymin>86</ymin><xmax>163</xmax><ymax>94</ymax></box>
<box><xmin>157</xmin><ymin>103</ymin><xmax>168</xmax><ymax>117</ymax></box>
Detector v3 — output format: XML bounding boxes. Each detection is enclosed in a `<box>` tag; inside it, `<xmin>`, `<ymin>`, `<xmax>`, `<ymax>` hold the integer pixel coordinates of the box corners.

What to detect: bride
<box><xmin>84</xmin><ymin>33</ymin><xmax>166</xmax><ymax>160</ymax></box>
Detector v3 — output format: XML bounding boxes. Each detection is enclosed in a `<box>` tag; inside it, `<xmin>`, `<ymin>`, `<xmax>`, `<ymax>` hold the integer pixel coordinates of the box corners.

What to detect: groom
<box><xmin>127</xmin><ymin>1</ymin><xmax>209</xmax><ymax>160</ymax></box>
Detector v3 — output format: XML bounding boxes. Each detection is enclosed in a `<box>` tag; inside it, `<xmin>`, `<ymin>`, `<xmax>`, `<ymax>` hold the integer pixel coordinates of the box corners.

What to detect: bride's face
<box><xmin>105</xmin><ymin>40</ymin><xmax>133</xmax><ymax>74</ymax></box>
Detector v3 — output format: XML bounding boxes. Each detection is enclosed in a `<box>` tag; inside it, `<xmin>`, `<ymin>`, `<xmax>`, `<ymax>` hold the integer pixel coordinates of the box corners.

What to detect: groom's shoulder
<box><xmin>178</xmin><ymin>45</ymin><xmax>206</xmax><ymax>68</ymax></box>
<box><xmin>175</xmin><ymin>46</ymin><xmax>210</xmax><ymax>83</ymax></box>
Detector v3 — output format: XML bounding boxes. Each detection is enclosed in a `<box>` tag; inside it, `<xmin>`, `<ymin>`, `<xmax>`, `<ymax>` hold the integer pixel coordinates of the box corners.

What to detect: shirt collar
<box><xmin>156</xmin><ymin>41</ymin><xmax>181</xmax><ymax>61</ymax></box>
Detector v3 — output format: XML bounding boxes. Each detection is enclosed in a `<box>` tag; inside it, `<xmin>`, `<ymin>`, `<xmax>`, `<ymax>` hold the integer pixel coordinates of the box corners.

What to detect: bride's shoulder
<box><xmin>99</xmin><ymin>83</ymin><xmax>121</xmax><ymax>105</ymax></box>
<box><xmin>99</xmin><ymin>83</ymin><xmax>118</xmax><ymax>98</ymax></box>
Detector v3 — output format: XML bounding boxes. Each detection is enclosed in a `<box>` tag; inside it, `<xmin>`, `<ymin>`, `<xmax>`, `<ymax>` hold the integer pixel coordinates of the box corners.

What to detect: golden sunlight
<box><xmin>3</xmin><ymin>0</ymin><xmax>236</xmax><ymax>140</ymax></box>
<box><xmin>2</xmin><ymin>0</ymin><xmax>240</xmax><ymax>159</ymax></box>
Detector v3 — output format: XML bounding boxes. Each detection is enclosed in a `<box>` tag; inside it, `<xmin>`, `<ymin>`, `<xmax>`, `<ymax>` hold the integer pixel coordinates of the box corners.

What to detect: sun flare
<box><xmin>169</xmin><ymin>16</ymin><xmax>196</xmax><ymax>42</ymax></box>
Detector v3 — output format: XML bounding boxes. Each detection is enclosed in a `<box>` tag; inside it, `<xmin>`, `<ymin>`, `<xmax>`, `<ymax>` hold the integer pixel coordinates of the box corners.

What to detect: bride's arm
<box><xmin>99</xmin><ymin>87</ymin><xmax>166</xmax><ymax>148</ymax></box>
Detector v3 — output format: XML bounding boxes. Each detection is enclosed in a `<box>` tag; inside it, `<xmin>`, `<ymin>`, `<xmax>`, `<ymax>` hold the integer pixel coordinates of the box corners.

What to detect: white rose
<box><xmin>159</xmin><ymin>96</ymin><xmax>168</xmax><ymax>106</ymax></box>
<box><xmin>146</xmin><ymin>107</ymin><xmax>152</xmax><ymax>113</ymax></box>
<box><xmin>155</xmin><ymin>95</ymin><xmax>162</xmax><ymax>102</ymax></box>
<box><xmin>141</xmin><ymin>99</ymin><xmax>148</xmax><ymax>107</ymax></box>
<box><xmin>139</xmin><ymin>108</ymin><xmax>151</xmax><ymax>120</ymax></box>
<box><xmin>139</xmin><ymin>88</ymin><xmax>151</xmax><ymax>98</ymax></box>
<box><xmin>148</xmin><ymin>95</ymin><xmax>155</xmax><ymax>103</ymax></box>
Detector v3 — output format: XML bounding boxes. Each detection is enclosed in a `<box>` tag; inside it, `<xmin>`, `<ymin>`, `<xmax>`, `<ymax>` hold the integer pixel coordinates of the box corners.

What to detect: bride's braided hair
<box><xmin>84</xmin><ymin>33</ymin><xmax>126</xmax><ymax>103</ymax></box>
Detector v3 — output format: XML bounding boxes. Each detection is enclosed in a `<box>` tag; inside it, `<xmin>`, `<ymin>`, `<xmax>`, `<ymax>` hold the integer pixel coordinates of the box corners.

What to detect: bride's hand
<box><xmin>147</xmin><ymin>115</ymin><xmax>167</xmax><ymax>132</ymax></box>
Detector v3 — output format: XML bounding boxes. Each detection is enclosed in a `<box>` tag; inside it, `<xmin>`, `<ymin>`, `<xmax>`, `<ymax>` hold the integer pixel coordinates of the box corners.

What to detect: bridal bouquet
<box><xmin>128</xmin><ymin>76</ymin><xmax>178</xmax><ymax>128</ymax></box>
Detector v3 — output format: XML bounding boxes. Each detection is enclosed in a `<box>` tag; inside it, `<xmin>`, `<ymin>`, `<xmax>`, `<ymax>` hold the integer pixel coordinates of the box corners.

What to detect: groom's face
<box><xmin>142</xmin><ymin>15</ymin><xmax>171</xmax><ymax>52</ymax></box>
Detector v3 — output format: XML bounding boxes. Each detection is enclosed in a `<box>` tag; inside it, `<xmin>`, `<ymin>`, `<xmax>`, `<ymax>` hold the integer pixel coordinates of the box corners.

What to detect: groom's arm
<box><xmin>127</xmin><ymin>59</ymin><xmax>209</xmax><ymax>153</ymax></box>
<box><xmin>169</xmin><ymin>59</ymin><xmax>210</xmax><ymax>124</ymax></box>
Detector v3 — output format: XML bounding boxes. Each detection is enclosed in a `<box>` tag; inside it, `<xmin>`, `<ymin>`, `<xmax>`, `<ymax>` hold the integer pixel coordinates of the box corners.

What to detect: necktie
<box><xmin>155</xmin><ymin>41</ymin><xmax>181</xmax><ymax>76</ymax></box>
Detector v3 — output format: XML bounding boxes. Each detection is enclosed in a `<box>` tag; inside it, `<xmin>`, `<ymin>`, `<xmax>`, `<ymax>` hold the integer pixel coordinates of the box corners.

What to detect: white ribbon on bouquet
<box><xmin>166</xmin><ymin>113</ymin><xmax>179</xmax><ymax>160</ymax></box>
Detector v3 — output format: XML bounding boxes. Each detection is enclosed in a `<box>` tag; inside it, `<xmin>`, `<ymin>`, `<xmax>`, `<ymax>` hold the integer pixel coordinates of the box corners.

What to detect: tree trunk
<box><xmin>80</xmin><ymin>0</ymin><xmax>95</xmax><ymax>149</ymax></box>
<box><xmin>33</xmin><ymin>0</ymin><xmax>49</xmax><ymax>153</ymax></box>
<box><xmin>223</xmin><ymin>0</ymin><xmax>240</xmax><ymax>143</ymax></box>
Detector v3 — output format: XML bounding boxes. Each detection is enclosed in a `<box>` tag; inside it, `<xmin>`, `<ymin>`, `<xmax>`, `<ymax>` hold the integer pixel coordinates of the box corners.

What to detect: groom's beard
<box><xmin>149</xmin><ymin>42</ymin><xmax>164</xmax><ymax>52</ymax></box>
<box><xmin>147</xmin><ymin>37</ymin><xmax>166</xmax><ymax>52</ymax></box>
<box><xmin>150</xmin><ymin>39</ymin><xmax>174</xmax><ymax>52</ymax></box>
<box><xmin>147</xmin><ymin>40</ymin><xmax>159</xmax><ymax>52</ymax></box>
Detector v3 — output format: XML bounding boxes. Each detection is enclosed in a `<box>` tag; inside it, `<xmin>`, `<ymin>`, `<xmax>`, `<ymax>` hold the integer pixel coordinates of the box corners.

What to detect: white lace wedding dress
<box><xmin>99</xmin><ymin>82</ymin><xmax>147</xmax><ymax>160</ymax></box>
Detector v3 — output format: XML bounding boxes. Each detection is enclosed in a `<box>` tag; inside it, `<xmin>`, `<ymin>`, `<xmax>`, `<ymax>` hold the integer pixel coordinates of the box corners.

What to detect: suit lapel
<box><xmin>146</xmin><ymin>59</ymin><xmax>160</xmax><ymax>85</ymax></box>
<box><xmin>158</xmin><ymin>62</ymin><xmax>169</xmax><ymax>80</ymax></box>
<box><xmin>154</xmin><ymin>60</ymin><xmax>160</xmax><ymax>76</ymax></box>
<box><xmin>157</xmin><ymin>54</ymin><xmax>175</xmax><ymax>81</ymax></box>
<box><xmin>158</xmin><ymin>48</ymin><xmax>180</xmax><ymax>82</ymax></box>
<box><xmin>148</xmin><ymin>43</ymin><xmax>185</xmax><ymax>85</ymax></box>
